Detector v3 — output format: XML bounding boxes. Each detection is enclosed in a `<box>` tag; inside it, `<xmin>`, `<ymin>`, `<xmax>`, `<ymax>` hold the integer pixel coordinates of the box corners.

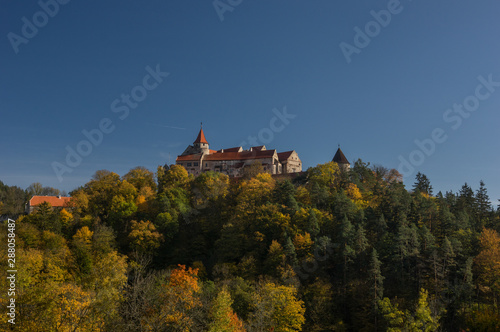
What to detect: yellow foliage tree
<box><xmin>475</xmin><ymin>228</ymin><xmax>500</xmax><ymax>301</ymax></box>
<box><xmin>59</xmin><ymin>208</ymin><xmax>74</xmax><ymax>225</ymax></box>
<box><xmin>193</xmin><ymin>171</ymin><xmax>230</xmax><ymax>207</ymax></box>
<box><xmin>249</xmin><ymin>282</ymin><xmax>306</xmax><ymax>332</ymax></box>
<box><xmin>237</xmin><ymin>173</ymin><xmax>276</xmax><ymax>213</ymax></box>
<box><xmin>295</xmin><ymin>186</ymin><xmax>311</xmax><ymax>206</ymax></box>
<box><xmin>51</xmin><ymin>283</ymin><xmax>95</xmax><ymax>331</ymax></box>
<box><xmin>308</xmin><ymin>162</ymin><xmax>340</xmax><ymax>189</ymax></box>
<box><xmin>128</xmin><ymin>220</ymin><xmax>164</xmax><ymax>253</ymax></box>
<box><xmin>73</xmin><ymin>226</ymin><xmax>93</xmax><ymax>246</ymax></box>
<box><xmin>87</xmin><ymin>250</ymin><xmax>128</xmax><ymax>324</ymax></box>
<box><xmin>208</xmin><ymin>287</ymin><xmax>246</xmax><ymax>332</ymax></box>
<box><xmin>293</xmin><ymin>232</ymin><xmax>314</xmax><ymax>259</ymax></box>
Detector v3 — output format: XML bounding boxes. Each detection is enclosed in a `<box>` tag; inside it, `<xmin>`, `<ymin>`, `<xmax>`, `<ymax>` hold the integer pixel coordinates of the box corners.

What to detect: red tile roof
<box><xmin>278</xmin><ymin>151</ymin><xmax>295</xmax><ymax>161</ymax></box>
<box><xmin>30</xmin><ymin>196</ymin><xmax>72</xmax><ymax>207</ymax></box>
<box><xmin>176</xmin><ymin>154</ymin><xmax>203</xmax><ymax>162</ymax></box>
<box><xmin>204</xmin><ymin>149</ymin><xmax>276</xmax><ymax>161</ymax></box>
<box><xmin>193</xmin><ymin>128</ymin><xmax>208</xmax><ymax>144</ymax></box>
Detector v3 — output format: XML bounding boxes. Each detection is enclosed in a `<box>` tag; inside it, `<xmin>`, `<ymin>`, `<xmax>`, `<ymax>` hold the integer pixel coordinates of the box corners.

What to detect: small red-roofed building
<box><xmin>176</xmin><ymin>125</ymin><xmax>302</xmax><ymax>177</ymax></box>
<box><xmin>26</xmin><ymin>195</ymin><xmax>72</xmax><ymax>214</ymax></box>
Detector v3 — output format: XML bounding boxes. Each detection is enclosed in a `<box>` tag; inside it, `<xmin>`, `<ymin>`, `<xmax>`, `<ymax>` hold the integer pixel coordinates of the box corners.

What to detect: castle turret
<box><xmin>333</xmin><ymin>146</ymin><xmax>350</xmax><ymax>171</ymax></box>
<box><xmin>193</xmin><ymin>124</ymin><xmax>209</xmax><ymax>154</ymax></box>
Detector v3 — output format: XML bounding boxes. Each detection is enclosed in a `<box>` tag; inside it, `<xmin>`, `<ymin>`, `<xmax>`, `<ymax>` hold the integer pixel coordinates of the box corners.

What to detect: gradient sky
<box><xmin>1</xmin><ymin>0</ymin><xmax>499</xmax><ymax>203</ymax></box>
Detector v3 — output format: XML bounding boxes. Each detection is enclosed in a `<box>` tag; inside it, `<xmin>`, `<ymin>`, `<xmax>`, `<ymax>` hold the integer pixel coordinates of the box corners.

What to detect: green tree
<box><xmin>413</xmin><ymin>172</ymin><xmax>433</xmax><ymax>196</ymax></box>
<box><xmin>284</xmin><ymin>234</ymin><xmax>298</xmax><ymax>267</ymax></box>
<box><xmin>264</xmin><ymin>240</ymin><xmax>286</xmax><ymax>277</ymax></box>
<box><xmin>273</xmin><ymin>180</ymin><xmax>299</xmax><ymax>214</ymax></box>
<box><xmin>476</xmin><ymin>180</ymin><xmax>492</xmax><ymax>229</ymax></box>
<box><xmin>369</xmin><ymin>249</ymin><xmax>384</xmax><ymax>329</ymax></box>
<box><xmin>306</xmin><ymin>208</ymin><xmax>320</xmax><ymax>239</ymax></box>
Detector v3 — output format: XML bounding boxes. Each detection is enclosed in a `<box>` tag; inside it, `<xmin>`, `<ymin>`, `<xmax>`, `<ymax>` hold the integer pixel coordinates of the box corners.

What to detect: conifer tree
<box><xmin>307</xmin><ymin>208</ymin><xmax>320</xmax><ymax>239</ymax></box>
<box><xmin>413</xmin><ymin>172</ymin><xmax>433</xmax><ymax>196</ymax></box>
<box><xmin>475</xmin><ymin>180</ymin><xmax>491</xmax><ymax>228</ymax></box>
<box><xmin>354</xmin><ymin>224</ymin><xmax>369</xmax><ymax>255</ymax></box>
<box><xmin>283</xmin><ymin>234</ymin><xmax>298</xmax><ymax>267</ymax></box>
<box><xmin>369</xmin><ymin>248</ymin><xmax>384</xmax><ymax>330</ymax></box>
<box><xmin>339</xmin><ymin>214</ymin><xmax>356</xmax><ymax>297</ymax></box>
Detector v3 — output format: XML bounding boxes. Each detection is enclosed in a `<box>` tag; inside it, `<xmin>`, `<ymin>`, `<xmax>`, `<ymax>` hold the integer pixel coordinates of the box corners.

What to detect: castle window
<box><xmin>194</xmin><ymin>162</ymin><xmax>199</xmax><ymax>166</ymax></box>
<box><xmin>187</xmin><ymin>163</ymin><xmax>192</xmax><ymax>166</ymax></box>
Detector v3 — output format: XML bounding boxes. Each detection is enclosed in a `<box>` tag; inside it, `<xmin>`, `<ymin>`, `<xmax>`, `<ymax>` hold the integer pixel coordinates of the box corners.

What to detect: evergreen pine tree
<box><xmin>307</xmin><ymin>208</ymin><xmax>320</xmax><ymax>239</ymax></box>
<box><xmin>475</xmin><ymin>180</ymin><xmax>491</xmax><ymax>229</ymax></box>
<box><xmin>413</xmin><ymin>172</ymin><xmax>433</xmax><ymax>196</ymax></box>
<box><xmin>283</xmin><ymin>233</ymin><xmax>298</xmax><ymax>267</ymax></box>
<box><xmin>369</xmin><ymin>249</ymin><xmax>384</xmax><ymax>330</ymax></box>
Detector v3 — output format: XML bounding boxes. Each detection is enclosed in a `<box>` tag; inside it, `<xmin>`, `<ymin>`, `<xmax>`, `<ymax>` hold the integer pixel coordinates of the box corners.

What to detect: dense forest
<box><xmin>1</xmin><ymin>160</ymin><xmax>499</xmax><ymax>331</ymax></box>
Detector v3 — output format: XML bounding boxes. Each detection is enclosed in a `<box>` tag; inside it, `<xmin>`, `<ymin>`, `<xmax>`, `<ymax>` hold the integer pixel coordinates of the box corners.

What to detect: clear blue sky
<box><xmin>1</xmin><ymin>0</ymin><xmax>499</xmax><ymax>203</ymax></box>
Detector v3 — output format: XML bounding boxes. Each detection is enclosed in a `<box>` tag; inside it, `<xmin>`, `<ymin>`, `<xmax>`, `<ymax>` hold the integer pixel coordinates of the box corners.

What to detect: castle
<box><xmin>176</xmin><ymin>126</ymin><xmax>349</xmax><ymax>177</ymax></box>
<box><xmin>176</xmin><ymin>126</ymin><xmax>302</xmax><ymax>177</ymax></box>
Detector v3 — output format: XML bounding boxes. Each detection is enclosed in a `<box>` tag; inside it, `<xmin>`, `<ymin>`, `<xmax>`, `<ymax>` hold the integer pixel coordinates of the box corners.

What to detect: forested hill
<box><xmin>1</xmin><ymin>160</ymin><xmax>499</xmax><ymax>331</ymax></box>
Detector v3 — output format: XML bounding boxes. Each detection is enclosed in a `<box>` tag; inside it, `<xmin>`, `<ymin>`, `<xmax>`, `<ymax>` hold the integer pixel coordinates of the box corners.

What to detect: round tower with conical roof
<box><xmin>193</xmin><ymin>123</ymin><xmax>209</xmax><ymax>154</ymax></box>
<box><xmin>332</xmin><ymin>145</ymin><xmax>350</xmax><ymax>171</ymax></box>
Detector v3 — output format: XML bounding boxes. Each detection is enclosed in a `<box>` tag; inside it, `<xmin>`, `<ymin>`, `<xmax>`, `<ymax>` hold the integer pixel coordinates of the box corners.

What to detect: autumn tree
<box><xmin>192</xmin><ymin>171</ymin><xmax>230</xmax><ymax>207</ymax></box>
<box><xmin>474</xmin><ymin>228</ymin><xmax>500</xmax><ymax>305</ymax></box>
<box><xmin>248</xmin><ymin>282</ymin><xmax>305</xmax><ymax>332</ymax></box>
<box><xmin>307</xmin><ymin>161</ymin><xmax>340</xmax><ymax>190</ymax></box>
<box><xmin>157</xmin><ymin>265</ymin><xmax>201</xmax><ymax>331</ymax></box>
<box><xmin>157</xmin><ymin>164</ymin><xmax>190</xmax><ymax>192</ymax></box>
<box><xmin>128</xmin><ymin>220</ymin><xmax>164</xmax><ymax>254</ymax></box>
<box><xmin>123</xmin><ymin>166</ymin><xmax>157</xmax><ymax>192</ymax></box>
<box><xmin>407</xmin><ymin>288</ymin><xmax>440</xmax><ymax>332</ymax></box>
<box><xmin>208</xmin><ymin>287</ymin><xmax>246</xmax><ymax>332</ymax></box>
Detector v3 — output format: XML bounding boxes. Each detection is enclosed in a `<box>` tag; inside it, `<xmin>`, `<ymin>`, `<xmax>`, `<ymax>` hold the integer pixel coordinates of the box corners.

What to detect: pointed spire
<box><xmin>332</xmin><ymin>147</ymin><xmax>349</xmax><ymax>164</ymax></box>
<box><xmin>193</xmin><ymin>123</ymin><xmax>208</xmax><ymax>145</ymax></box>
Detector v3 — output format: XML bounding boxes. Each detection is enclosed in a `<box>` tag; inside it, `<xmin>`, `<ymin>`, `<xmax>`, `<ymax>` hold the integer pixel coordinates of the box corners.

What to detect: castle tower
<box><xmin>333</xmin><ymin>146</ymin><xmax>350</xmax><ymax>171</ymax></box>
<box><xmin>193</xmin><ymin>123</ymin><xmax>209</xmax><ymax>154</ymax></box>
